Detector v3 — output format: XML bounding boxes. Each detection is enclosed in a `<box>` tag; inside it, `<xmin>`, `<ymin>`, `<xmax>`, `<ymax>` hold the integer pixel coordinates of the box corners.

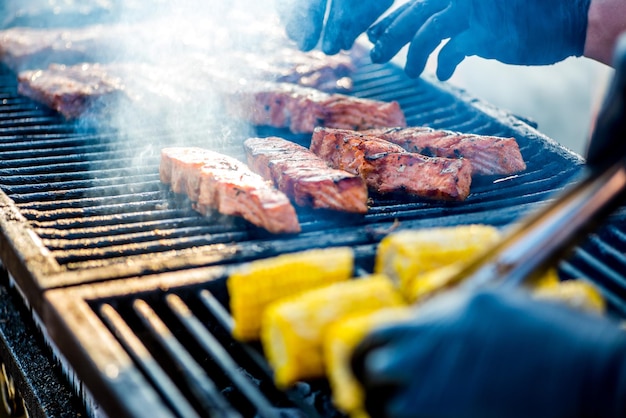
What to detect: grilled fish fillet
<box><xmin>244</xmin><ymin>137</ymin><xmax>369</xmax><ymax>213</ymax></box>
<box><xmin>160</xmin><ymin>147</ymin><xmax>300</xmax><ymax>234</ymax></box>
<box><xmin>18</xmin><ymin>63</ymin><xmax>128</xmax><ymax>119</ymax></box>
<box><xmin>225</xmin><ymin>81</ymin><xmax>406</xmax><ymax>134</ymax></box>
<box><xmin>311</xmin><ymin>127</ymin><xmax>473</xmax><ymax>201</ymax></box>
<box><xmin>363</xmin><ymin>127</ymin><xmax>526</xmax><ymax>176</ymax></box>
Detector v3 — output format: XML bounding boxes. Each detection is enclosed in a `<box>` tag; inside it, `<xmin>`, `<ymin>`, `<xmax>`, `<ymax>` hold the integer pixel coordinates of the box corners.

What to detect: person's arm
<box><xmin>584</xmin><ymin>0</ymin><xmax>626</xmax><ymax>65</ymax></box>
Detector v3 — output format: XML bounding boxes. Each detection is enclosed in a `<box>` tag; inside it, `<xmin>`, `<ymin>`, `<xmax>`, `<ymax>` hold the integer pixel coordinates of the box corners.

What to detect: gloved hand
<box><xmin>351</xmin><ymin>288</ymin><xmax>626</xmax><ymax>418</ymax></box>
<box><xmin>276</xmin><ymin>0</ymin><xmax>394</xmax><ymax>54</ymax></box>
<box><xmin>367</xmin><ymin>0</ymin><xmax>591</xmax><ymax>80</ymax></box>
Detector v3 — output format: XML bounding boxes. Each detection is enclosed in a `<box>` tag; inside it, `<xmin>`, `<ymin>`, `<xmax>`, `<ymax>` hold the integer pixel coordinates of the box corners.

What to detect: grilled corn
<box><xmin>405</xmin><ymin>263</ymin><xmax>563</xmax><ymax>304</ymax></box>
<box><xmin>405</xmin><ymin>262</ymin><xmax>466</xmax><ymax>304</ymax></box>
<box><xmin>261</xmin><ymin>274</ymin><xmax>406</xmax><ymax>388</ymax></box>
<box><xmin>375</xmin><ymin>224</ymin><xmax>501</xmax><ymax>297</ymax></box>
<box><xmin>533</xmin><ymin>278</ymin><xmax>606</xmax><ymax>314</ymax></box>
<box><xmin>324</xmin><ymin>307</ymin><xmax>415</xmax><ymax>417</ymax></box>
<box><xmin>228</xmin><ymin>247</ymin><xmax>354</xmax><ymax>341</ymax></box>
<box><xmin>525</xmin><ymin>267</ymin><xmax>561</xmax><ymax>290</ymax></box>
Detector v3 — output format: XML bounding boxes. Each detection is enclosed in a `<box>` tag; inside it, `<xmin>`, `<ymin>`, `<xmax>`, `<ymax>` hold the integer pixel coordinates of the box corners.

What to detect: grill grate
<box><xmin>0</xmin><ymin>60</ymin><xmax>584</xmax><ymax>299</ymax></box>
<box><xmin>46</xmin><ymin>267</ymin><xmax>365</xmax><ymax>418</ymax></box>
<box><xmin>44</xmin><ymin>217</ymin><xmax>626</xmax><ymax>418</ymax></box>
<box><xmin>1</xmin><ymin>56</ymin><xmax>626</xmax><ymax>417</ymax></box>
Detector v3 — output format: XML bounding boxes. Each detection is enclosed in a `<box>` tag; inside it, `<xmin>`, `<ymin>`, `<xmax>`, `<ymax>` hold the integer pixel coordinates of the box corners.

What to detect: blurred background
<box><xmin>445</xmin><ymin>56</ymin><xmax>613</xmax><ymax>156</ymax></box>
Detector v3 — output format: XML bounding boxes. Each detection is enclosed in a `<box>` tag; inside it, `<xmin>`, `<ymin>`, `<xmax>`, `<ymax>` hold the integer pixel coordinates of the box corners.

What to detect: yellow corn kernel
<box><xmin>228</xmin><ymin>247</ymin><xmax>354</xmax><ymax>341</ymax></box>
<box><xmin>324</xmin><ymin>307</ymin><xmax>415</xmax><ymax>417</ymax></box>
<box><xmin>261</xmin><ymin>274</ymin><xmax>406</xmax><ymax>388</ymax></box>
<box><xmin>406</xmin><ymin>264</ymin><xmax>563</xmax><ymax>304</ymax></box>
<box><xmin>406</xmin><ymin>262</ymin><xmax>466</xmax><ymax>304</ymax></box>
<box><xmin>533</xmin><ymin>279</ymin><xmax>606</xmax><ymax>314</ymax></box>
<box><xmin>375</xmin><ymin>224</ymin><xmax>501</xmax><ymax>295</ymax></box>
<box><xmin>524</xmin><ymin>268</ymin><xmax>561</xmax><ymax>290</ymax></box>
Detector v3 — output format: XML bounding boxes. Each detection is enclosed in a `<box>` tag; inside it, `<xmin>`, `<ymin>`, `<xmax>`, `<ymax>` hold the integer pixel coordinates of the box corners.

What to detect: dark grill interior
<box><xmin>1</xmin><ymin>55</ymin><xmax>625</xmax><ymax>417</ymax></box>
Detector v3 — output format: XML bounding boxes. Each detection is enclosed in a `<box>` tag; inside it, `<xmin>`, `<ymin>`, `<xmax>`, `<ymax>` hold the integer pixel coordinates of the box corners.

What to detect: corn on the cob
<box><xmin>405</xmin><ymin>262</ymin><xmax>465</xmax><ymax>304</ymax></box>
<box><xmin>324</xmin><ymin>307</ymin><xmax>415</xmax><ymax>417</ymax></box>
<box><xmin>375</xmin><ymin>224</ymin><xmax>501</xmax><ymax>297</ymax></box>
<box><xmin>533</xmin><ymin>279</ymin><xmax>606</xmax><ymax>314</ymax></box>
<box><xmin>524</xmin><ymin>268</ymin><xmax>561</xmax><ymax>290</ymax></box>
<box><xmin>228</xmin><ymin>247</ymin><xmax>354</xmax><ymax>341</ymax></box>
<box><xmin>406</xmin><ymin>263</ymin><xmax>563</xmax><ymax>305</ymax></box>
<box><xmin>261</xmin><ymin>274</ymin><xmax>406</xmax><ymax>388</ymax></box>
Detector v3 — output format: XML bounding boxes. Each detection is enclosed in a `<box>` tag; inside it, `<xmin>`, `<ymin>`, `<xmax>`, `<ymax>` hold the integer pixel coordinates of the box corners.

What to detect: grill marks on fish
<box><xmin>17</xmin><ymin>63</ymin><xmax>128</xmax><ymax>119</ymax></box>
<box><xmin>225</xmin><ymin>81</ymin><xmax>406</xmax><ymax>134</ymax></box>
<box><xmin>311</xmin><ymin>128</ymin><xmax>473</xmax><ymax>201</ymax></box>
<box><xmin>244</xmin><ymin>137</ymin><xmax>369</xmax><ymax>213</ymax></box>
<box><xmin>17</xmin><ymin>62</ymin><xmax>199</xmax><ymax>120</ymax></box>
<box><xmin>160</xmin><ymin>147</ymin><xmax>300</xmax><ymax>234</ymax></box>
<box><xmin>363</xmin><ymin>127</ymin><xmax>526</xmax><ymax>176</ymax></box>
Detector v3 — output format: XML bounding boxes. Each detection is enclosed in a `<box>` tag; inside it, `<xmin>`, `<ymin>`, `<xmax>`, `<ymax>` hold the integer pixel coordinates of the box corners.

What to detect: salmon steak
<box><xmin>161</xmin><ymin>147</ymin><xmax>300</xmax><ymax>234</ymax></box>
<box><xmin>363</xmin><ymin>126</ymin><xmax>526</xmax><ymax>176</ymax></box>
<box><xmin>244</xmin><ymin>136</ymin><xmax>369</xmax><ymax>213</ymax></box>
<box><xmin>311</xmin><ymin>128</ymin><xmax>473</xmax><ymax>201</ymax></box>
<box><xmin>225</xmin><ymin>81</ymin><xmax>406</xmax><ymax>134</ymax></box>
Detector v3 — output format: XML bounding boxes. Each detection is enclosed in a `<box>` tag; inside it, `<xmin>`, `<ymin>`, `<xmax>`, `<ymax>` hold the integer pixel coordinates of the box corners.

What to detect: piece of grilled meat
<box><xmin>225</xmin><ymin>81</ymin><xmax>406</xmax><ymax>134</ymax></box>
<box><xmin>244</xmin><ymin>136</ymin><xmax>369</xmax><ymax>213</ymax></box>
<box><xmin>363</xmin><ymin>127</ymin><xmax>526</xmax><ymax>176</ymax></box>
<box><xmin>311</xmin><ymin>127</ymin><xmax>472</xmax><ymax>201</ymax></box>
<box><xmin>17</xmin><ymin>63</ymin><xmax>128</xmax><ymax>119</ymax></box>
<box><xmin>161</xmin><ymin>147</ymin><xmax>300</xmax><ymax>234</ymax></box>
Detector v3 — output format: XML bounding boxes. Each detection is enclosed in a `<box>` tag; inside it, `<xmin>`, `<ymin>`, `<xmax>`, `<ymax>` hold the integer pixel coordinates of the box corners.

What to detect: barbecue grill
<box><xmin>0</xmin><ymin>42</ymin><xmax>625</xmax><ymax>418</ymax></box>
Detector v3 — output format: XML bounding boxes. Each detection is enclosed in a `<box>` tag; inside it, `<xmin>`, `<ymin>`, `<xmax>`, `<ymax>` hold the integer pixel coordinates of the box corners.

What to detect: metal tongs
<box><xmin>456</xmin><ymin>35</ymin><xmax>626</xmax><ymax>291</ymax></box>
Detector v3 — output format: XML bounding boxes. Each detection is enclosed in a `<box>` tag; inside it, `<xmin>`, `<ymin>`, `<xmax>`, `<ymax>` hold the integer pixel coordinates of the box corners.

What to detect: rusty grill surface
<box><xmin>0</xmin><ymin>58</ymin><xmax>625</xmax><ymax>417</ymax></box>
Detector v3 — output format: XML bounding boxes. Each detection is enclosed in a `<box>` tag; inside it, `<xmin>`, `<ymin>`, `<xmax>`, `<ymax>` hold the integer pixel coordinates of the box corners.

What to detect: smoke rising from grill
<box><xmin>5</xmin><ymin>0</ymin><xmax>303</xmax><ymax>152</ymax></box>
<box><xmin>101</xmin><ymin>0</ymin><xmax>287</xmax><ymax>149</ymax></box>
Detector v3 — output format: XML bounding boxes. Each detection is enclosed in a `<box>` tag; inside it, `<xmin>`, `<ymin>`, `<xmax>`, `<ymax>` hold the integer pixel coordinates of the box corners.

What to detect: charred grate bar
<box><xmin>559</xmin><ymin>212</ymin><xmax>626</xmax><ymax>310</ymax></box>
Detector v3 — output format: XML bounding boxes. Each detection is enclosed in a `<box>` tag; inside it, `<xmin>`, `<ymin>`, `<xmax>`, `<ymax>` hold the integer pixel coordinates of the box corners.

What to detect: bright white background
<box><xmin>444</xmin><ymin>56</ymin><xmax>613</xmax><ymax>156</ymax></box>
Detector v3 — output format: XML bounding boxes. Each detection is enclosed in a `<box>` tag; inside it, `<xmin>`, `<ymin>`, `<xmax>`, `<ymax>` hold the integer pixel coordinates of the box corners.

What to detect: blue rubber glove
<box><xmin>276</xmin><ymin>0</ymin><xmax>394</xmax><ymax>54</ymax></box>
<box><xmin>367</xmin><ymin>0</ymin><xmax>591</xmax><ymax>80</ymax></box>
<box><xmin>351</xmin><ymin>288</ymin><xmax>626</xmax><ymax>418</ymax></box>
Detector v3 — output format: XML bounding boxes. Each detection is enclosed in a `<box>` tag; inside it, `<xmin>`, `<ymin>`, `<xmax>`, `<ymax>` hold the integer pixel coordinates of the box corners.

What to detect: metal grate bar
<box><xmin>50</xmin><ymin>232</ymin><xmax>250</xmax><ymax>264</ymax></box>
<box><xmin>166</xmin><ymin>294</ymin><xmax>285</xmax><ymax>418</ymax></box>
<box><xmin>33</xmin><ymin>216</ymin><xmax>229</xmax><ymax>239</ymax></box>
<box><xmin>8</xmin><ymin>181</ymin><xmax>161</xmax><ymax>203</ymax></box>
<box><xmin>197</xmin><ymin>289</ymin><xmax>327</xmax><ymax>418</ymax></box>
<box><xmin>2</xmin><ymin>174</ymin><xmax>158</xmax><ymax>195</ymax></box>
<box><xmin>17</xmin><ymin>191</ymin><xmax>163</xmax><ymax>211</ymax></box>
<box><xmin>132</xmin><ymin>298</ymin><xmax>241</xmax><ymax>418</ymax></box>
<box><xmin>99</xmin><ymin>303</ymin><xmax>201</xmax><ymax>418</ymax></box>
